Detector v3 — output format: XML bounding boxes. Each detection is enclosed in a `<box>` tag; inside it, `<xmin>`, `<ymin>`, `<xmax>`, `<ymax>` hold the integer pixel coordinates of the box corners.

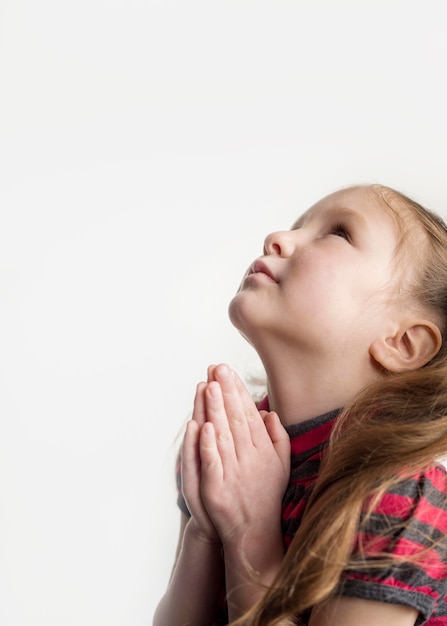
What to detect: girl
<box><xmin>153</xmin><ymin>184</ymin><xmax>447</xmax><ymax>625</ymax></box>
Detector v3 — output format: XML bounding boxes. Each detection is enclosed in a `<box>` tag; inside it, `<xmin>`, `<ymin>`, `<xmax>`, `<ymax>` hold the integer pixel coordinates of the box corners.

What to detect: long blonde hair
<box><xmin>234</xmin><ymin>185</ymin><xmax>447</xmax><ymax>626</ymax></box>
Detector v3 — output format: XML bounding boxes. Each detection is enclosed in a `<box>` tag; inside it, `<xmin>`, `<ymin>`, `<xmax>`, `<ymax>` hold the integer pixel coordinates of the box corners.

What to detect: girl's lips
<box><xmin>248</xmin><ymin>259</ymin><xmax>277</xmax><ymax>282</ymax></box>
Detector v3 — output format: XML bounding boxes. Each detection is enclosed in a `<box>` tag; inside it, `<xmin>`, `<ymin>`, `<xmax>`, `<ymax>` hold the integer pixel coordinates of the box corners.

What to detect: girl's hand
<box><xmin>198</xmin><ymin>364</ymin><xmax>291</xmax><ymax>544</ymax></box>
<box><xmin>181</xmin><ymin>380</ymin><xmax>220</xmax><ymax>543</ymax></box>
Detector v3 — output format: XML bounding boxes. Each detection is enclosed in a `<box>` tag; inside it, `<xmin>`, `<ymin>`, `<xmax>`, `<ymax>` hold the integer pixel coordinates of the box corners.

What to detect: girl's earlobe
<box><xmin>369</xmin><ymin>320</ymin><xmax>442</xmax><ymax>373</ymax></box>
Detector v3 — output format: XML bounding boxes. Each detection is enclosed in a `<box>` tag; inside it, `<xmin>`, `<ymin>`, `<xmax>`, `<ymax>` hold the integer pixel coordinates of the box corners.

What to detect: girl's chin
<box><xmin>228</xmin><ymin>293</ymin><xmax>247</xmax><ymax>330</ymax></box>
<box><xmin>227</xmin><ymin>302</ymin><xmax>257</xmax><ymax>347</ymax></box>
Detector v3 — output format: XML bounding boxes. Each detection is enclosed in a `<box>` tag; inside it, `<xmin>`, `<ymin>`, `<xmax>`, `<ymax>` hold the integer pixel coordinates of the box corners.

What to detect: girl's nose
<box><xmin>263</xmin><ymin>230</ymin><xmax>296</xmax><ymax>257</ymax></box>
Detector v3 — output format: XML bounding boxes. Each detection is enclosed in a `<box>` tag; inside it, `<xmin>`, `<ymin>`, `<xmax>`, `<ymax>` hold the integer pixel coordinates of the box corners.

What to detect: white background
<box><xmin>0</xmin><ymin>1</ymin><xmax>446</xmax><ymax>624</ymax></box>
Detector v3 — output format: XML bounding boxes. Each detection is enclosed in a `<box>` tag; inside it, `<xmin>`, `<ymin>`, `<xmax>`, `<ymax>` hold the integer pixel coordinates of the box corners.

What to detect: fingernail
<box><xmin>208</xmin><ymin>381</ymin><xmax>221</xmax><ymax>398</ymax></box>
<box><xmin>218</xmin><ymin>364</ymin><xmax>230</xmax><ymax>379</ymax></box>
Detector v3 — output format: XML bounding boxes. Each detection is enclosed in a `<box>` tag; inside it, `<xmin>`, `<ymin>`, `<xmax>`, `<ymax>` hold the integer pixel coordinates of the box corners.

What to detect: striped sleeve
<box><xmin>341</xmin><ymin>464</ymin><xmax>447</xmax><ymax>624</ymax></box>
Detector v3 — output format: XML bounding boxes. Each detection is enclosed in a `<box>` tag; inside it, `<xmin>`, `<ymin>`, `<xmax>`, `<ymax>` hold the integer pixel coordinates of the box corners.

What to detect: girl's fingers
<box><xmin>207</xmin><ymin>364</ymin><xmax>217</xmax><ymax>382</ymax></box>
<box><xmin>198</xmin><ymin>421</ymin><xmax>224</xmax><ymax>483</ymax></box>
<box><xmin>231</xmin><ymin>369</ymin><xmax>273</xmax><ymax>449</ymax></box>
<box><xmin>204</xmin><ymin>381</ymin><xmax>238</xmax><ymax>463</ymax></box>
<box><xmin>192</xmin><ymin>382</ymin><xmax>207</xmax><ymax>427</ymax></box>
<box><xmin>181</xmin><ymin>419</ymin><xmax>201</xmax><ymax>500</ymax></box>
<box><xmin>182</xmin><ymin>419</ymin><xmax>221</xmax><ymax>540</ymax></box>
<box><xmin>210</xmin><ymin>364</ymin><xmax>258</xmax><ymax>457</ymax></box>
<box><xmin>264</xmin><ymin>412</ymin><xmax>291</xmax><ymax>473</ymax></box>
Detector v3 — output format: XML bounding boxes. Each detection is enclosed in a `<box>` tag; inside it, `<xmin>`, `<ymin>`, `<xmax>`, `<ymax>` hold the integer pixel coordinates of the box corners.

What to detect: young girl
<box><xmin>153</xmin><ymin>184</ymin><xmax>447</xmax><ymax>626</ymax></box>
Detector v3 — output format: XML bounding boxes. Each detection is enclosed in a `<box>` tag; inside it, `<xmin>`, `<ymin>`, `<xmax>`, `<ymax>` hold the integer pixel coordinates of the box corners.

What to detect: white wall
<box><xmin>0</xmin><ymin>1</ymin><xmax>446</xmax><ymax>624</ymax></box>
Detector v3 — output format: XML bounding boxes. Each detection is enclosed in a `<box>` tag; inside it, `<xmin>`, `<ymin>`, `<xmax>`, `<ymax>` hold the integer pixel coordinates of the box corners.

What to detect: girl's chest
<box><xmin>281</xmin><ymin>456</ymin><xmax>322</xmax><ymax>547</ymax></box>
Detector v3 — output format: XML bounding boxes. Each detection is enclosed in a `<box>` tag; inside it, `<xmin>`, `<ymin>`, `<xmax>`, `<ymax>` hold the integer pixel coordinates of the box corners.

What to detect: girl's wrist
<box><xmin>222</xmin><ymin>520</ymin><xmax>285</xmax><ymax>568</ymax></box>
<box><xmin>187</xmin><ymin>517</ymin><xmax>222</xmax><ymax>548</ymax></box>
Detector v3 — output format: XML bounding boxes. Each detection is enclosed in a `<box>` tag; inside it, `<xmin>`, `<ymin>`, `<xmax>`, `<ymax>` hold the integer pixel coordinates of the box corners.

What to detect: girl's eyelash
<box><xmin>330</xmin><ymin>222</ymin><xmax>351</xmax><ymax>241</ymax></box>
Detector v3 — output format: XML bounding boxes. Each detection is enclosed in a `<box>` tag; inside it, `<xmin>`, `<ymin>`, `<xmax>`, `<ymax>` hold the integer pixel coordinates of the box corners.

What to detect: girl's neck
<box><xmin>266</xmin><ymin>377</ymin><xmax>342</xmax><ymax>426</ymax></box>
<box><xmin>262</xmin><ymin>351</ymin><xmax>379</xmax><ymax>427</ymax></box>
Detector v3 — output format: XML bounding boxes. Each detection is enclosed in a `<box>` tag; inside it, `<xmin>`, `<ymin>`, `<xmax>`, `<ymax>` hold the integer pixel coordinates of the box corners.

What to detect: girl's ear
<box><xmin>369</xmin><ymin>320</ymin><xmax>442</xmax><ymax>373</ymax></box>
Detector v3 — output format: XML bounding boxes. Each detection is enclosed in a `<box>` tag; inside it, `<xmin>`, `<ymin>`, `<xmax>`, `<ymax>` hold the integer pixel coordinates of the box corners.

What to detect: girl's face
<box><xmin>229</xmin><ymin>186</ymin><xmax>405</xmax><ymax>363</ymax></box>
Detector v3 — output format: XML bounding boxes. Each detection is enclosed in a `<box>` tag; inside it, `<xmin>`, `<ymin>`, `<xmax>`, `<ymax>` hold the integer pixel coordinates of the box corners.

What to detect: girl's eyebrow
<box><xmin>292</xmin><ymin>207</ymin><xmax>368</xmax><ymax>231</ymax></box>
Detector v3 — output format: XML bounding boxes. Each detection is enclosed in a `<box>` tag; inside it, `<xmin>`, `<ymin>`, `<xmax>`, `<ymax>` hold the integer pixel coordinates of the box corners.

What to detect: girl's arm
<box><xmin>309</xmin><ymin>596</ymin><xmax>418</xmax><ymax>626</ymax></box>
<box><xmin>262</xmin><ymin>598</ymin><xmax>417</xmax><ymax>626</ymax></box>
<box><xmin>152</xmin><ymin>512</ymin><xmax>224</xmax><ymax>626</ymax></box>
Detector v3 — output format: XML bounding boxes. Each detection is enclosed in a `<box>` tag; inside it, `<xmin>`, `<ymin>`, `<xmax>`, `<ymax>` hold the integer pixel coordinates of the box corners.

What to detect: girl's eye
<box><xmin>330</xmin><ymin>222</ymin><xmax>351</xmax><ymax>242</ymax></box>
